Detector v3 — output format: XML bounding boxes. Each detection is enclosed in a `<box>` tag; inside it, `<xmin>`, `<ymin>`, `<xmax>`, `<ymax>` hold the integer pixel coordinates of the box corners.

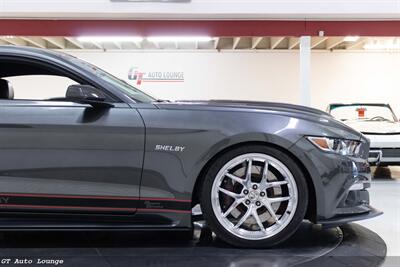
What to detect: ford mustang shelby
<box><xmin>0</xmin><ymin>46</ymin><xmax>381</xmax><ymax>248</ymax></box>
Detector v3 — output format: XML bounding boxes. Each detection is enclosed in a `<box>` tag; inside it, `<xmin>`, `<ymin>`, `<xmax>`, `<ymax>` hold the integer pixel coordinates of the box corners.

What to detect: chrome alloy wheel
<box><xmin>211</xmin><ymin>153</ymin><xmax>298</xmax><ymax>240</ymax></box>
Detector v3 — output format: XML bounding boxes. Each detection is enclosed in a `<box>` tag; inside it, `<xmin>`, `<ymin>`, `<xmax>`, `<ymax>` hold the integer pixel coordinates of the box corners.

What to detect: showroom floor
<box><xmin>0</xmin><ymin>168</ymin><xmax>394</xmax><ymax>267</ymax></box>
<box><xmin>0</xmin><ymin>219</ymin><xmax>386</xmax><ymax>267</ymax></box>
<box><xmin>0</xmin><ymin>170</ymin><xmax>393</xmax><ymax>267</ymax></box>
<box><xmin>358</xmin><ymin>167</ymin><xmax>400</xmax><ymax>266</ymax></box>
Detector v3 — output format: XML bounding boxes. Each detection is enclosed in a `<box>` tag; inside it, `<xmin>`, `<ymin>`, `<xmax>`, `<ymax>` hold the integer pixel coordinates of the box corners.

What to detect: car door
<box><xmin>0</xmin><ymin>99</ymin><xmax>144</xmax><ymax>215</ymax></box>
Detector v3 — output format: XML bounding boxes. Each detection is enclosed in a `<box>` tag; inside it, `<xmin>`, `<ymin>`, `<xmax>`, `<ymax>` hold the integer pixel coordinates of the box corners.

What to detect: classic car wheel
<box><xmin>201</xmin><ymin>145</ymin><xmax>308</xmax><ymax>247</ymax></box>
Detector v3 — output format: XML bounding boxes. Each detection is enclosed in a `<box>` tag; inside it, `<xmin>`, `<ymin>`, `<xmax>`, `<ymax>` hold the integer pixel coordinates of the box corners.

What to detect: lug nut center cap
<box><xmin>248</xmin><ymin>191</ymin><xmax>259</xmax><ymax>201</ymax></box>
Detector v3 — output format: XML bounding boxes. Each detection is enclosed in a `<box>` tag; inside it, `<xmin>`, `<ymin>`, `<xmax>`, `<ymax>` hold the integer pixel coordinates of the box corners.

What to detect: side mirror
<box><xmin>66</xmin><ymin>84</ymin><xmax>114</xmax><ymax>108</ymax></box>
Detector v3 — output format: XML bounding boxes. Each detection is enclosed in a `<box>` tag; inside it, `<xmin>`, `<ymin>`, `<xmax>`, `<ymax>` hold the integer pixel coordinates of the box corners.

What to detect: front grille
<box><xmin>371</xmin><ymin>148</ymin><xmax>400</xmax><ymax>157</ymax></box>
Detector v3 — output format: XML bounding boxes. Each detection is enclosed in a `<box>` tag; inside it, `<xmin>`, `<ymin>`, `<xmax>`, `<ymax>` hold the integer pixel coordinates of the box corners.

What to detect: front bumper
<box><xmin>368</xmin><ymin>148</ymin><xmax>400</xmax><ymax>166</ymax></box>
<box><xmin>317</xmin><ymin>205</ymin><xmax>382</xmax><ymax>228</ymax></box>
<box><xmin>315</xmin><ymin>161</ymin><xmax>382</xmax><ymax>227</ymax></box>
<box><xmin>365</xmin><ymin>133</ymin><xmax>400</xmax><ymax>165</ymax></box>
<box><xmin>293</xmin><ymin>137</ymin><xmax>382</xmax><ymax>226</ymax></box>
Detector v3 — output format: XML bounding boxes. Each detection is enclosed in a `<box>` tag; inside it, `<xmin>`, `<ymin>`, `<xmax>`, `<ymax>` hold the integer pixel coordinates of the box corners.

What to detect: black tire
<box><xmin>200</xmin><ymin>145</ymin><xmax>308</xmax><ymax>248</ymax></box>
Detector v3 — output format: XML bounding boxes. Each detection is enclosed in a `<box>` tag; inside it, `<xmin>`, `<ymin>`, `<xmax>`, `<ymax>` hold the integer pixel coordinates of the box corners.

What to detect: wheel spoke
<box><xmin>223</xmin><ymin>199</ymin><xmax>243</xmax><ymax>217</ymax></box>
<box><xmin>234</xmin><ymin>205</ymin><xmax>252</xmax><ymax>229</ymax></box>
<box><xmin>259</xmin><ymin>161</ymin><xmax>270</xmax><ymax>191</ymax></box>
<box><xmin>268</xmin><ymin>196</ymin><xmax>291</xmax><ymax>204</ymax></box>
<box><xmin>218</xmin><ymin>187</ymin><xmax>242</xmax><ymax>199</ymax></box>
<box><xmin>262</xmin><ymin>200</ymin><xmax>281</xmax><ymax>224</ymax></box>
<box><xmin>266</xmin><ymin>181</ymin><xmax>289</xmax><ymax>188</ymax></box>
<box><xmin>259</xmin><ymin>178</ymin><xmax>268</xmax><ymax>191</ymax></box>
<box><xmin>225</xmin><ymin>173</ymin><xmax>245</xmax><ymax>185</ymax></box>
<box><xmin>262</xmin><ymin>161</ymin><xmax>269</xmax><ymax>180</ymax></box>
<box><xmin>211</xmin><ymin>153</ymin><xmax>298</xmax><ymax>240</ymax></box>
<box><xmin>252</xmin><ymin>208</ymin><xmax>266</xmax><ymax>232</ymax></box>
<box><xmin>245</xmin><ymin>159</ymin><xmax>253</xmax><ymax>186</ymax></box>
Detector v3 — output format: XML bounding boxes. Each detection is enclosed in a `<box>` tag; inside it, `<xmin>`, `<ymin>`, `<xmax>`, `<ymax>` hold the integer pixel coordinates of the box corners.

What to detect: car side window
<box><xmin>6</xmin><ymin>75</ymin><xmax>78</xmax><ymax>101</ymax></box>
<box><xmin>0</xmin><ymin>57</ymin><xmax>114</xmax><ymax>103</ymax></box>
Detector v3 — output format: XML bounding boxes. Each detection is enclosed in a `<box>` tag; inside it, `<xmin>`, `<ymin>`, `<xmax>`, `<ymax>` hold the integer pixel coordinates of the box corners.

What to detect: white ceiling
<box><xmin>2</xmin><ymin>0</ymin><xmax>400</xmax><ymax>19</ymax></box>
<box><xmin>0</xmin><ymin>36</ymin><xmax>396</xmax><ymax>51</ymax></box>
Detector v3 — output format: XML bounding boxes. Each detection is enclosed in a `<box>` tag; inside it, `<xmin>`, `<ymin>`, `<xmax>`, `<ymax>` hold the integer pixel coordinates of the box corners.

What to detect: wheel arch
<box><xmin>191</xmin><ymin>141</ymin><xmax>317</xmax><ymax>222</ymax></box>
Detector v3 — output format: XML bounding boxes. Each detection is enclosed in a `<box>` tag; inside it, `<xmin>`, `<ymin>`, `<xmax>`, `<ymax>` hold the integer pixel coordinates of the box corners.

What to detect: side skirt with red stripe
<box><xmin>0</xmin><ymin>193</ymin><xmax>191</xmax><ymax>214</ymax></box>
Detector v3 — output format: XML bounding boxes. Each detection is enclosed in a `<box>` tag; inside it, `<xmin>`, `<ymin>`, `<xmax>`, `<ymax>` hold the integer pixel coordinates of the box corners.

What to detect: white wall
<box><xmin>69</xmin><ymin>51</ymin><xmax>301</xmax><ymax>104</ymax></box>
<box><xmin>8</xmin><ymin>49</ymin><xmax>400</xmax><ymax>116</ymax></box>
<box><xmin>68</xmin><ymin>50</ymin><xmax>400</xmax><ymax>114</ymax></box>
<box><xmin>7</xmin><ymin>75</ymin><xmax>76</xmax><ymax>100</ymax></box>
<box><xmin>311</xmin><ymin>51</ymin><xmax>400</xmax><ymax>115</ymax></box>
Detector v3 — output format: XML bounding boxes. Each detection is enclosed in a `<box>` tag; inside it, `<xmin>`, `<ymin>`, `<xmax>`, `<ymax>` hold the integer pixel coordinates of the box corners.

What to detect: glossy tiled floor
<box><xmin>0</xmin><ymin>167</ymin><xmax>393</xmax><ymax>267</ymax></box>
<box><xmin>358</xmin><ymin>167</ymin><xmax>400</xmax><ymax>257</ymax></box>
<box><xmin>357</xmin><ymin>167</ymin><xmax>400</xmax><ymax>267</ymax></box>
<box><xmin>0</xmin><ymin>221</ymin><xmax>386</xmax><ymax>267</ymax></box>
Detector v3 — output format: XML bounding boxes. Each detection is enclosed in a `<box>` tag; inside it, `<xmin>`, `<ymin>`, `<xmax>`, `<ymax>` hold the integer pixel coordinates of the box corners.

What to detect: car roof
<box><xmin>0</xmin><ymin>45</ymin><xmax>137</xmax><ymax>104</ymax></box>
<box><xmin>0</xmin><ymin>45</ymin><xmax>73</xmax><ymax>64</ymax></box>
<box><xmin>0</xmin><ymin>45</ymin><xmax>85</xmax><ymax>77</ymax></box>
<box><xmin>0</xmin><ymin>45</ymin><xmax>58</xmax><ymax>55</ymax></box>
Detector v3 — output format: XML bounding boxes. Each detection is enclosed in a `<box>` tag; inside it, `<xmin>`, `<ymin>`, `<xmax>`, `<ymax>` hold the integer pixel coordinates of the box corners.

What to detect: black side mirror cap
<box><xmin>66</xmin><ymin>84</ymin><xmax>114</xmax><ymax>108</ymax></box>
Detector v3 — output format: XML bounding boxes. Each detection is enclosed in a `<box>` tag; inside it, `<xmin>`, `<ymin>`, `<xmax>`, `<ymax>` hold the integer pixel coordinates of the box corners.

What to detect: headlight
<box><xmin>307</xmin><ymin>136</ymin><xmax>361</xmax><ymax>156</ymax></box>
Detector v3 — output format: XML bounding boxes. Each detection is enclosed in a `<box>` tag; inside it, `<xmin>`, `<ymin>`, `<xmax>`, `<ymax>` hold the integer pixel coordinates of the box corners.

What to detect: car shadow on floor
<box><xmin>0</xmin><ymin>223</ymin><xmax>386</xmax><ymax>267</ymax></box>
<box><xmin>0</xmin><ymin>221</ymin><xmax>337</xmax><ymax>250</ymax></box>
<box><xmin>371</xmin><ymin>166</ymin><xmax>400</xmax><ymax>180</ymax></box>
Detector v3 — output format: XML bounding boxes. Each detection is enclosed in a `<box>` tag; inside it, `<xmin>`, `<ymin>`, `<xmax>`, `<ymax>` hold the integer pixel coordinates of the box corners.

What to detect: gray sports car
<box><xmin>0</xmin><ymin>46</ymin><xmax>381</xmax><ymax>248</ymax></box>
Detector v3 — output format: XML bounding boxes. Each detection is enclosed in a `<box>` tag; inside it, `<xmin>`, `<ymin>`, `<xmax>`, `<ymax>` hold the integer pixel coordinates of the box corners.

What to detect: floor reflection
<box><xmin>0</xmin><ymin>221</ymin><xmax>385</xmax><ymax>267</ymax></box>
<box><xmin>0</xmin><ymin>221</ymin><xmax>341</xmax><ymax>267</ymax></box>
<box><xmin>372</xmin><ymin>166</ymin><xmax>400</xmax><ymax>180</ymax></box>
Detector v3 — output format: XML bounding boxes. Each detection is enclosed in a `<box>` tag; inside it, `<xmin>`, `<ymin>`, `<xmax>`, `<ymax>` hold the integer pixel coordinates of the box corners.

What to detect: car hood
<box><xmin>156</xmin><ymin>100</ymin><xmax>329</xmax><ymax>117</ymax></box>
<box><xmin>155</xmin><ymin>100</ymin><xmax>362</xmax><ymax>138</ymax></box>
<box><xmin>344</xmin><ymin>120</ymin><xmax>400</xmax><ymax>134</ymax></box>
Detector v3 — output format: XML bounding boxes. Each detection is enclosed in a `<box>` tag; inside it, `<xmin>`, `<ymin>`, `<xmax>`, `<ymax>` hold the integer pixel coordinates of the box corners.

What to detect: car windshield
<box><xmin>330</xmin><ymin>104</ymin><xmax>397</xmax><ymax>122</ymax></box>
<box><xmin>59</xmin><ymin>53</ymin><xmax>156</xmax><ymax>103</ymax></box>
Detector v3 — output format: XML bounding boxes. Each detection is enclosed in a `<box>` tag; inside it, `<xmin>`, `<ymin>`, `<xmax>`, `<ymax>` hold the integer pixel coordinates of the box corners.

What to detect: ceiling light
<box><xmin>147</xmin><ymin>36</ymin><xmax>213</xmax><ymax>43</ymax></box>
<box><xmin>364</xmin><ymin>43</ymin><xmax>400</xmax><ymax>50</ymax></box>
<box><xmin>344</xmin><ymin>36</ymin><xmax>360</xmax><ymax>42</ymax></box>
<box><xmin>77</xmin><ymin>36</ymin><xmax>143</xmax><ymax>42</ymax></box>
<box><xmin>364</xmin><ymin>39</ymin><xmax>400</xmax><ymax>50</ymax></box>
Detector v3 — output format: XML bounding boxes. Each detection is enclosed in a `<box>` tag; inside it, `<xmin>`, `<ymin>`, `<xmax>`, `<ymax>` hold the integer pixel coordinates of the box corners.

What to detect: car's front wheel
<box><xmin>200</xmin><ymin>145</ymin><xmax>308</xmax><ymax>248</ymax></box>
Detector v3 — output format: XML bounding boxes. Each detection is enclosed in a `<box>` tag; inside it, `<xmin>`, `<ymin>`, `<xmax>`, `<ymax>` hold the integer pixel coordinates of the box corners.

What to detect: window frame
<box><xmin>0</xmin><ymin>55</ymin><xmax>121</xmax><ymax>103</ymax></box>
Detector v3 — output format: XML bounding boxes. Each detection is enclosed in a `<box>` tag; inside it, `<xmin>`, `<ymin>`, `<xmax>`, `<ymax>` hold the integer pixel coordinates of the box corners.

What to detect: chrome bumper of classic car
<box><xmin>368</xmin><ymin>148</ymin><xmax>400</xmax><ymax>165</ymax></box>
<box><xmin>368</xmin><ymin>150</ymin><xmax>382</xmax><ymax>165</ymax></box>
<box><xmin>364</xmin><ymin>132</ymin><xmax>400</xmax><ymax>165</ymax></box>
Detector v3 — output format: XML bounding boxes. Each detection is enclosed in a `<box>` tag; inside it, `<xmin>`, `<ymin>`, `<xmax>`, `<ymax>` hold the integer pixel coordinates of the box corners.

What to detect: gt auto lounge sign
<box><xmin>128</xmin><ymin>67</ymin><xmax>184</xmax><ymax>85</ymax></box>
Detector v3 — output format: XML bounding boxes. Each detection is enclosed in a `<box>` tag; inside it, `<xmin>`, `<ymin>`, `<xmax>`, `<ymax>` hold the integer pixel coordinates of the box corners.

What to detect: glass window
<box><xmin>60</xmin><ymin>54</ymin><xmax>156</xmax><ymax>103</ymax></box>
<box><xmin>330</xmin><ymin>105</ymin><xmax>397</xmax><ymax>122</ymax></box>
<box><xmin>6</xmin><ymin>75</ymin><xmax>77</xmax><ymax>100</ymax></box>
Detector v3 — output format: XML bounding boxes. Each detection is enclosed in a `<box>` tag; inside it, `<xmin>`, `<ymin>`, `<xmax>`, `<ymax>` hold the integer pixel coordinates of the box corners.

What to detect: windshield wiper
<box><xmin>366</xmin><ymin>118</ymin><xmax>391</xmax><ymax>122</ymax></box>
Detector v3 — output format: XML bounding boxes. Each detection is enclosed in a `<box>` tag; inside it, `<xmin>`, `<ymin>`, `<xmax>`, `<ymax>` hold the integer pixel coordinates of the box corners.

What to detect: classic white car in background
<box><xmin>327</xmin><ymin>103</ymin><xmax>400</xmax><ymax>166</ymax></box>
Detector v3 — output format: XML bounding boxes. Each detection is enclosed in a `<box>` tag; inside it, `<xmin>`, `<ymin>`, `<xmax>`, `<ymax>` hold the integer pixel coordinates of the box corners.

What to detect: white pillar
<box><xmin>299</xmin><ymin>36</ymin><xmax>311</xmax><ymax>107</ymax></box>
